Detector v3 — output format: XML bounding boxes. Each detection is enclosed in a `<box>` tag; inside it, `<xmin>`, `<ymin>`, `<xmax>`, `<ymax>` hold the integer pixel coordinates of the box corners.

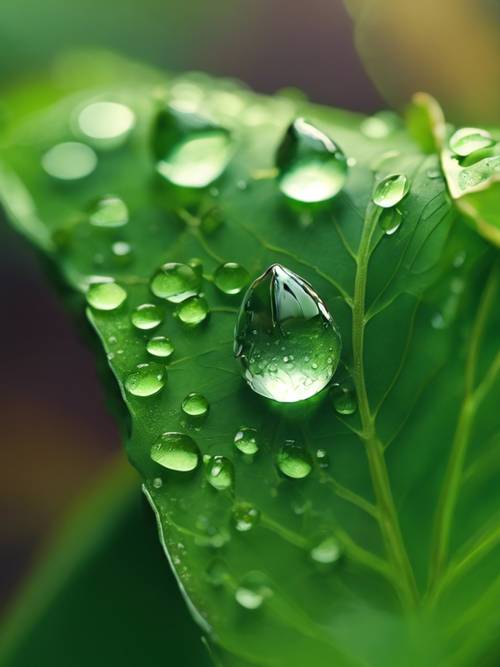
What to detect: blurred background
<box><xmin>0</xmin><ymin>0</ymin><xmax>498</xmax><ymax>616</ymax></box>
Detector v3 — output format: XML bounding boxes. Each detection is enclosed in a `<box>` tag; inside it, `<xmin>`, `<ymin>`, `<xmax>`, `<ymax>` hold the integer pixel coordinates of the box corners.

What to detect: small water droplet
<box><xmin>86</xmin><ymin>281</ymin><xmax>127</xmax><ymax>311</ymax></box>
<box><xmin>235</xmin><ymin>264</ymin><xmax>341</xmax><ymax>402</ymax></box>
<box><xmin>316</xmin><ymin>448</ymin><xmax>330</xmax><ymax>469</ymax></box>
<box><xmin>372</xmin><ymin>174</ymin><xmax>409</xmax><ymax>208</ymax></box>
<box><xmin>131</xmin><ymin>303</ymin><xmax>163</xmax><ymax>330</ymax></box>
<box><xmin>310</xmin><ymin>536</ymin><xmax>342</xmax><ymax>564</ymax></box>
<box><xmin>42</xmin><ymin>142</ymin><xmax>97</xmax><ymax>181</ymax></box>
<box><xmin>152</xmin><ymin>477</ymin><xmax>163</xmax><ymax>489</ymax></box>
<box><xmin>234</xmin><ymin>427</ymin><xmax>259</xmax><ymax>455</ymax></box>
<box><xmin>276</xmin><ymin>118</ymin><xmax>348</xmax><ymax>202</ymax></box>
<box><xmin>214</xmin><ymin>262</ymin><xmax>249</xmax><ymax>295</ymax></box>
<box><xmin>150</xmin><ymin>262</ymin><xmax>201</xmax><ymax>303</ymax></box>
<box><xmin>89</xmin><ymin>195</ymin><xmax>128</xmax><ymax>228</ymax></box>
<box><xmin>232</xmin><ymin>501</ymin><xmax>260</xmax><ymax>532</ymax></box>
<box><xmin>331</xmin><ymin>383</ymin><xmax>357</xmax><ymax>415</ymax></box>
<box><xmin>153</xmin><ymin>106</ymin><xmax>232</xmax><ymax>188</ymax></box>
<box><xmin>379</xmin><ymin>207</ymin><xmax>403</xmax><ymax>235</ymax></box>
<box><xmin>426</xmin><ymin>168</ymin><xmax>441</xmax><ymax>180</ymax></box>
<box><xmin>176</xmin><ymin>296</ymin><xmax>209</xmax><ymax>326</ymax></box>
<box><xmin>449</xmin><ymin>127</ymin><xmax>495</xmax><ymax>157</ymax></box>
<box><xmin>77</xmin><ymin>101</ymin><xmax>135</xmax><ymax>145</ymax></box>
<box><xmin>151</xmin><ymin>432</ymin><xmax>199</xmax><ymax>471</ymax></box>
<box><xmin>111</xmin><ymin>241</ymin><xmax>133</xmax><ymax>263</ymax></box>
<box><xmin>360</xmin><ymin>111</ymin><xmax>398</xmax><ymax>139</ymax></box>
<box><xmin>181</xmin><ymin>392</ymin><xmax>209</xmax><ymax>417</ymax></box>
<box><xmin>146</xmin><ymin>335</ymin><xmax>174</xmax><ymax>358</ymax></box>
<box><xmin>125</xmin><ymin>362</ymin><xmax>166</xmax><ymax>397</ymax></box>
<box><xmin>277</xmin><ymin>440</ymin><xmax>312</xmax><ymax>479</ymax></box>
<box><xmin>235</xmin><ymin>572</ymin><xmax>272</xmax><ymax>610</ymax></box>
<box><xmin>205</xmin><ymin>455</ymin><xmax>234</xmax><ymax>490</ymax></box>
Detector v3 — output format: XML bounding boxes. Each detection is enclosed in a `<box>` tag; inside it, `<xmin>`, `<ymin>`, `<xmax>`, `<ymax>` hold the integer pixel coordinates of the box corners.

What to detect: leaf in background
<box><xmin>0</xmin><ymin>53</ymin><xmax>499</xmax><ymax>667</ymax></box>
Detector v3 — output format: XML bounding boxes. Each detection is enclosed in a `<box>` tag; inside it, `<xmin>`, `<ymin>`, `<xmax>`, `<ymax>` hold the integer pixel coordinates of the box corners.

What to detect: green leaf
<box><xmin>1</xmin><ymin>53</ymin><xmax>499</xmax><ymax>667</ymax></box>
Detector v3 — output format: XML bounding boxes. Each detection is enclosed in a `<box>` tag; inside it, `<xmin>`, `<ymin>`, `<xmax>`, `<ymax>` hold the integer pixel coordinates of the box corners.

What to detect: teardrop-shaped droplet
<box><xmin>182</xmin><ymin>392</ymin><xmax>209</xmax><ymax>417</ymax></box>
<box><xmin>234</xmin><ymin>264</ymin><xmax>341</xmax><ymax>402</ymax></box>
<box><xmin>151</xmin><ymin>432</ymin><xmax>199</xmax><ymax>471</ymax></box>
<box><xmin>42</xmin><ymin>142</ymin><xmax>97</xmax><ymax>181</ymax></box>
<box><xmin>177</xmin><ymin>296</ymin><xmax>209</xmax><ymax>326</ymax></box>
<box><xmin>234</xmin><ymin>427</ymin><xmax>259</xmax><ymax>455</ymax></box>
<box><xmin>449</xmin><ymin>127</ymin><xmax>495</xmax><ymax>157</ymax></box>
<box><xmin>232</xmin><ymin>501</ymin><xmax>260</xmax><ymax>532</ymax></box>
<box><xmin>152</xmin><ymin>105</ymin><xmax>232</xmax><ymax>188</ymax></box>
<box><xmin>147</xmin><ymin>335</ymin><xmax>174</xmax><ymax>358</ymax></box>
<box><xmin>150</xmin><ymin>262</ymin><xmax>201</xmax><ymax>303</ymax></box>
<box><xmin>89</xmin><ymin>195</ymin><xmax>128</xmax><ymax>228</ymax></box>
<box><xmin>331</xmin><ymin>383</ymin><xmax>358</xmax><ymax>415</ymax></box>
<box><xmin>235</xmin><ymin>572</ymin><xmax>272</xmax><ymax>610</ymax></box>
<box><xmin>277</xmin><ymin>440</ymin><xmax>312</xmax><ymax>479</ymax></box>
<box><xmin>310</xmin><ymin>536</ymin><xmax>342</xmax><ymax>564</ymax></box>
<box><xmin>205</xmin><ymin>455</ymin><xmax>234</xmax><ymax>490</ymax></box>
<box><xmin>379</xmin><ymin>207</ymin><xmax>403</xmax><ymax>236</ymax></box>
<box><xmin>86</xmin><ymin>281</ymin><xmax>127</xmax><ymax>311</ymax></box>
<box><xmin>372</xmin><ymin>174</ymin><xmax>409</xmax><ymax>208</ymax></box>
<box><xmin>214</xmin><ymin>262</ymin><xmax>249</xmax><ymax>295</ymax></box>
<box><xmin>131</xmin><ymin>303</ymin><xmax>163</xmax><ymax>330</ymax></box>
<box><xmin>276</xmin><ymin>118</ymin><xmax>348</xmax><ymax>202</ymax></box>
<box><xmin>125</xmin><ymin>362</ymin><xmax>165</xmax><ymax>397</ymax></box>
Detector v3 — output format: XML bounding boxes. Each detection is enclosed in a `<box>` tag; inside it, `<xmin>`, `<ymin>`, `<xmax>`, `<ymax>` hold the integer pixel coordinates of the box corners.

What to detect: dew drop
<box><xmin>125</xmin><ymin>362</ymin><xmax>165</xmax><ymax>397</ymax></box>
<box><xmin>372</xmin><ymin>174</ymin><xmax>409</xmax><ymax>208</ymax></box>
<box><xmin>146</xmin><ymin>335</ymin><xmax>174</xmax><ymax>358</ymax></box>
<box><xmin>310</xmin><ymin>536</ymin><xmax>342</xmax><ymax>564</ymax></box>
<box><xmin>182</xmin><ymin>392</ymin><xmax>209</xmax><ymax>417</ymax></box>
<box><xmin>86</xmin><ymin>281</ymin><xmax>126</xmax><ymax>311</ymax></box>
<box><xmin>205</xmin><ymin>455</ymin><xmax>234</xmax><ymax>490</ymax></box>
<box><xmin>426</xmin><ymin>168</ymin><xmax>441</xmax><ymax>180</ymax></box>
<box><xmin>232</xmin><ymin>501</ymin><xmax>260</xmax><ymax>532</ymax></box>
<box><xmin>77</xmin><ymin>101</ymin><xmax>135</xmax><ymax>145</ymax></box>
<box><xmin>150</xmin><ymin>432</ymin><xmax>199</xmax><ymax>471</ymax></box>
<box><xmin>152</xmin><ymin>105</ymin><xmax>232</xmax><ymax>188</ymax></box>
<box><xmin>89</xmin><ymin>195</ymin><xmax>128</xmax><ymax>228</ymax></box>
<box><xmin>176</xmin><ymin>296</ymin><xmax>209</xmax><ymax>326</ymax></box>
<box><xmin>150</xmin><ymin>262</ymin><xmax>201</xmax><ymax>303</ymax></box>
<box><xmin>360</xmin><ymin>111</ymin><xmax>399</xmax><ymax>139</ymax></box>
<box><xmin>331</xmin><ymin>383</ymin><xmax>357</xmax><ymax>415</ymax></box>
<box><xmin>214</xmin><ymin>262</ymin><xmax>249</xmax><ymax>295</ymax></box>
<box><xmin>277</xmin><ymin>440</ymin><xmax>312</xmax><ymax>479</ymax></box>
<box><xmin>131</xmin><ymin>303</ymin><xmax>163</xmax><ymax>330</ymax></box>
<box><xmin>235</xmin><ymin>264</ymin><xmax>341</xmax><ymax>402</ymax></box>
<box><xmin>233</xmin><ymin>427</ymin><xmax>259</xmax><ymax>455</ymax></box>
<box><xmin>42</xmin><ymin>142</ymin><xmax>97</xmax><ymax>181</ymax></box>
<box><xmin>379</xmin><ymin>207</ymin><xmax>403</xmax><ymax>236</ymax></box>
<box><xmin>449</xmin><ymin>127</ymin><xmax>495</xmax><ymax>157</ymax></box>
<box><xmin>235</xmin><ymin>572</ymin><xmax>272</xmax><ymax>610</ymax></box>
<box><xmin>111</xmin><ymin>241</ymin><xmax>133</xmax><ymax>263</ymax></box>
<box><xmin>276</xmin><ymin>118</ymin><xmax>348</xmax><ymax>202</ymax></box>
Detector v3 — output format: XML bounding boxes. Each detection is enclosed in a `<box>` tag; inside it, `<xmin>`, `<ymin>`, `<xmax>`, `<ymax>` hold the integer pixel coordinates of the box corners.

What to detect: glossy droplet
<box><xmin>234</xmin><ymin>427</ymin><xmax>259</xmax><ymax>455</ymax></box>
<box><xmin>310</xmin><ymin>537</ymin><xmax>342</xmax><ymax>564</ymax></box>
<box><xmin>205</xmin><ymin>455</ymin><xmax>234</xmax><ymax>490</ymax></box>
<box><xmin>86</xmin><ymin>281</ymin><xmax>126</xmax><ymax>311</ymax></box>
<box><xmin>331</xmin><ymin>383</ymin><xmax>357</xmax><ymax>415</ymax></box>
<box><xmin>131</xmin><ymin>303</ymin><xmax>163</xmax><ymax>330</ymax></box>
<box><xmin>235</xmin><ymin>572</ymin><xmax>272</xmax><ymax>610</ymax></box>
<box><xmin>77</xmin><ymin>101</ymin><xmax>135</xmax><ymax>144</ymax></box>
<box><xmin>232</xmin><ymin>501</ymin><xmax>260</xmax><ymax>532</ymax></box>
<box><xmin>150</xmin><ymin>262</ymin><xmax>201</xmax><ymax>303</ymax></box>
<box><xmin>277</xmin><ymin>440</ymin><xmax>312</xmax><ymax>479</ymax></box>
<box><xmin>373</xmin><ymin>174</ymin><xmax>409</xmax><ymax>208</ymax></box>
<box><xmin>147</xmin><ymin>335</ymin><xmax>174</xmax><ymax>358</ymax></box>
<box><xmin>125</xmin><ymin>362</ymin><xmax>165</xmax><ymax>397</ymax></box>
<box><xmin>111</xmin><ymin>241</ymin><xmax>133</xmax><ymax>264</ymax></box>
<box><xmin>151</xmin><ymin>432</ymin><xmax>199</xmax><ymax>471</ymax></box>
<box><xmin>379</xmin><ymin>208</ymin><xmax>403</xmax><ymax>236</ymax></box>
<box><xmin>235</xmin><ymin>264</ymin><xmax>341</xmax><ymax>402</ymax></box>
<box><xmin>426</xmin><ymin>168</ymin><xmax>441</xmax><ymax>180</ymax></box>
<box><xmin>214</xmin><ymin>262</ymin><xmax>249</xmax><ymax>295</ymax></box>
<box><xmin>153</xmin><ymin>105</ymin><xmax>232</xmax><ymax>188</ymax></box>
<box><xmin>177</xmin><ymin>296</ymin><xmax>209</xmax><ymax>326</ymax></box>
<box><xmin>449</xmin><ymin>127</ymin><xmax>495</xmax><ymax>157</ymax></box>
<box><xmin>276</xmin><ymin>118</ymin><xmax>348</xmax><ymax>202</ymax></box>
<box><xmin>182</xmin><ymin>392</ymin><xmax>209</xmax><ymax>417</ymax></box>
<box><xmin>89</xmin><ymin>195</ymin><xmax>128</xmax><ymax>228</ymax></box>
<box><xmin>42</xmin><ymin>142</ymin><xmax>97</xmax><ymax>181</ymax></box>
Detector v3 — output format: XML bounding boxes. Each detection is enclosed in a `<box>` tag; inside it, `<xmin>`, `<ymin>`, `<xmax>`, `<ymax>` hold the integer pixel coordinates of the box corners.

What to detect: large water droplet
<box><xmin>276</xmin><ymin>118</ymin><xmax>348</xmax><ymax>202</ymax></box>
<box><xmin>234</xmin><ymin>264</ymin><xmax>341</xmax><ymax>402</ymax></box>
<box><xmin>235</xmin><ymin>572</ymin><xmax>272</xmax><ymax>610</ymax></box>
<box><xmin>151</xmin><ymin>432</ymin><xmax>199</xmax><ymax>471</ymax></box>
<box><xmin>331</xmin><ymin>383</ymin><xmax>357</xmax><ymax>415</ymax></box>
<box><xmin>131</xmin><ymin>303</ymin><xmax>163</xmax><ymax>330</ymax></box>
<box><xmin>152</xmin><ymin>105</ymin><xmax>232</xmax><ymax>188</ymax></box>
<box><xmin>277</xmin><ymin>440</ymin><xmax>312</xmax><ymax>479</ymax></box>
<box><xmin>89</xmin><ymin>195</ymin><xmax>128</xmax><ymax>228</ymax></box>
<box><xmin>232</xmin><ymin>501</ymin><xmax>260</xmax><ymax>532</ymax></box>
<box><xmin>147</xmin><ymin>335</ymin><xmax>174</xmax><ymax>358</ymax></box>
<box><xmin>176</xmin><ymin>296</ymin><xmax>209</xmax><ymax>326</ymax></box>
<box><xmin>214</xmin><ymin>262</ymin><xmax>249</xmax><ymax>295</ymax></box>
<box><xmin>310</xmin><ymin>536</ymin><xmax>342</xmax><ymax>564</ymax></box>
<box><xmin>77</xmin><ymin>101</ymin><xmax>135</xmax><ymax>146</ymax></box>
<box><xmin>205</xmin><ymin>455</ymin><xmax>234</xmax><ymax>490</ymax></box>
<box><xmin>372</xmin><ymin>174</ymin><xmax>409</xmax><ymax>208</ymax></box>
<box><xmin>42</xmin><ymin>142</ymin><xmax>97</xmax><ymax>181</ymax></box>
<box><xmin>182</xmin><ymin>392</ymin><xmax>209</xmax><ymax>417</ymax></box>
<box><xmin>449</xmin><ymin>127</ymin><xmax>495</xmax><ymax>157</ymax></box>
<box><xmin>379</xmin><ymin>207</ymin><xmax>403</xmax><ymax>235</ymax></box>
<box><xmin>234</xmin><ymin>427</ymin><xmax>259</xmax><ymax>455</ymax></box>
<box><xmin>86</xmin><ymin>281</ymin><xmax>127</xmax><ymax>311</ymax></box>
<box><xmin>125</xmin><ymin>362</ymin><xmax>165</xmax><ymax>397</ymax></box>
<box><xmin>150</xmin><ymin>262</ymin><xmax>201</xmax><ymax>303</ymax></box>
